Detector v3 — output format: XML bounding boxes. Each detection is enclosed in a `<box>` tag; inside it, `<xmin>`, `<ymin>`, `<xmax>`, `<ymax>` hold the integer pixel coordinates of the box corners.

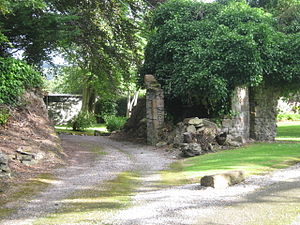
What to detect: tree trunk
<box><xmin>81</xmin><ymin>81</ymin><xmax>96</xmax><ymax>113</ymax></box>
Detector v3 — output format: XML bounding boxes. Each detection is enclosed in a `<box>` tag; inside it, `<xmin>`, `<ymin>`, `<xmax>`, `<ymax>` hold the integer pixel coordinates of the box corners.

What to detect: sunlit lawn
<box><xmin>276</xmin><ymin>121</ymin><xmax>300</xmax><ymax>141</ymax></box>
<box><xmin>162</xmin><ymin>121</ymin><xmax>300</xmax><ymax>185</ymax></box>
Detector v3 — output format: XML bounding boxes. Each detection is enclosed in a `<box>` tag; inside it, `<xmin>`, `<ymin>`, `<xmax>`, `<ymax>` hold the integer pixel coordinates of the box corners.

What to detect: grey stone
<box><xmin>186</xmin><ymin>125</ymin><xmax>196</xmax><ymax>133</ymax></box>
<box><xmin>202</xmin><ymin>119</ymin><xmax>218</xmax><ymax>128</ymax></box>
<box><xmin>0</xmin><ymin>151</ymin><xmax>10</xmax><ymax>177</ymax></box>
<box><xmin>180</xmin><ymin>143</ymin><xmax>203</xmax><ymax>157</ymax></box>
<box><xmin>15</xmin><ymin>147</ymin><xmax>43</xmax><ymax>165</ymax></box>
<box><xmin>196</xmin><ymin>127</ymin><xmax>205</xmax><ymax>133</ymax></box>
<box><xmin>183</xmin><ymin>132</ymin><xmax>194</xmax><ymax>143</ymax></box>
<box><xmin>188</xmin><ymin>117</ymin><xmax>203</xmax><ymax>126</ymax></box>
<box><xmin>226</xmin><ymin>140</ymin><xmax>242</xmax><ymax>147</ymax></box>
<box><xmin>200</xmin><ymin>170</ymin><xmax>245</xmax><ymax>188</ymax></box>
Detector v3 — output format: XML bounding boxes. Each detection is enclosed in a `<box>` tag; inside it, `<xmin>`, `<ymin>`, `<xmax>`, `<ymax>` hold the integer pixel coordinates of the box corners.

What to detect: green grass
<box><xmin>34</xmin><ymin>171</ymin><xmax>140</xmax><ymax>225</ymax></box>
<box><xmin>162</xmin><ymin>142</ymin><xmax>300</xmax><ymax>185</ymax></box>
<box><xmin>55</xmin><ymin>123</ymin><xmax>108</xmax><ymax>136</ymax></box>
<box><xmin>276</xmin><ymin>121</ymin><xmax>300</xmax><ymax>141</ymax></box>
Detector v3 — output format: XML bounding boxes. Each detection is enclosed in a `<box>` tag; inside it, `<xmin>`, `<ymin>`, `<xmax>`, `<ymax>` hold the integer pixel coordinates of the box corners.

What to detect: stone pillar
<box><xmin>249</xmin><ymin>85</ymin><xmax>280</xmax><ymax>141</ymax></box>
<box><xmin>145</xmin><ymin>75</ymin><xmax>164</xmax><ymax>145</ymax></box>
<box><xmin>222</xmin><ymin>86</ymin><xmax>250</xmax><ymax>143</ymax></box>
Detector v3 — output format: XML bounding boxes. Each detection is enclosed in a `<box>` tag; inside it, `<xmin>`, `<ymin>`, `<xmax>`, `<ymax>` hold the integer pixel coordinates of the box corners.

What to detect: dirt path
<box><xmin>1</xmin><ymin>135</ymin><xmax>300</xmax><ymax>225</ymax></box>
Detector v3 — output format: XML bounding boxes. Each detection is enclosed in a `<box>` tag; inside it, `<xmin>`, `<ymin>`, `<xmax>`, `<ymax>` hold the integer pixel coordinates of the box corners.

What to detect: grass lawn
<box><xmin>162</xmin><ymin>121</ymin><xmax>300</xmax><ymax>185</ymax></box>
<box><xmin>55</xmin><ymin>124</ymin><xmax>107</xmax><ymax>136</ymax></box>
<box><xmin>276</xmin><ymin>121</ymin><xmax>300</xmax><ymax>141</ymax></box>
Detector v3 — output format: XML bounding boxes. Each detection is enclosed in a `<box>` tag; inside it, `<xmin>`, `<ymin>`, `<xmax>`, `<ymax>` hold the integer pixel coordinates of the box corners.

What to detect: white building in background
<box><xmin>44</xmin><ymin>94</ymin><xmax>82</xmax><ymax>125</ymax></box>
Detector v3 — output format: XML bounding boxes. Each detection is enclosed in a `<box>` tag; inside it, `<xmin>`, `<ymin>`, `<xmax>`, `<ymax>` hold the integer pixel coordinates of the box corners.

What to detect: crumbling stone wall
<box><xmin>249</xmin><ymin>85</ymin><xmax>280</xmax><ymax>141</ymax></box>
<box><xmin>145</xmin><ymin>75</ymin><xmax>164</xmax><ymax>145</ymax></box>
<box><xmin>222</xmin><ymin>86</ymin><xmax>250</xmax><ymax>143</ymax></box>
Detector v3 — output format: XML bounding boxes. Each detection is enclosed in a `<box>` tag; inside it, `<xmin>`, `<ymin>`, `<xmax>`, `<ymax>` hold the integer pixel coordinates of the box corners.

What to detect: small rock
<box><xmin>226</xmin><ymin>140</ymin><xmax>241</xmax><ymax>147</ymax></box>
<box><xmin>200</xmin><ymin>170</ymin><xmax>245</xmax><ymax>188</ymax></box>
<box><xmin>188</xmin><ymin>117</ymin><xmax>203</xmax><ymax>126</ymax></box>
<box><xmin>215</xmin><ymin>132</ymin><xmax>227</xmax><ymax>145</ymax></box>
<box><xmin>183</xmin><ymin>132</ymin><xmax>194</xmax><ymax>143</ymax></box>
<box><xmin>180</xmin><ymin>143</ymin><xmax>203</xmax><ymax>157</ymax></box>
<box><xmin>202</xmin><ymin>119</ymin><xmax>218</xmax><ymax>128</ymax></box>
<box><xmin>186</xmin><ymin>125</ymin><xmax>196</xmax><ymax>133</ymax></box>
<box><xmin>196</xmin><ymin>127</ymin><xmax>205</xmax><ymax>133</ymax></box>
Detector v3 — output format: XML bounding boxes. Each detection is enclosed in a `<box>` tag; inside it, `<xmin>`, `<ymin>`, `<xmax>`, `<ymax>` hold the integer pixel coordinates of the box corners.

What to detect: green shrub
<box><xmin>0</xmin><ymin>57</ymin><xmax>43</xmax><ymax>105</ymax></box>
<box><xmin>104</xmin><ymin>115</ymin><xmax>127</xmax><ymax>132</ymax></box>
<box><xmin>68</xmin><ymin>111</ymin><xmax>96</xmax><ymax>131</ymax></box>
<box><xmin>0</xmin><ymin>108</ymin><xmax>10</xmax><ymax>126</ymax></box>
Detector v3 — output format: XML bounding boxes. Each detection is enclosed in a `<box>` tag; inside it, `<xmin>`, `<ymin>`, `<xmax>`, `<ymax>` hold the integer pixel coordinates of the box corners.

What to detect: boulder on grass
<box><xmin>180</xmin><ymin>143</ymin><xmax>203</xmax><ymax>157</ymax></box>
<box><xmin>200</xmin><ymin>170</ymin><xmax>245</xmax><ymax>188</ymax></box>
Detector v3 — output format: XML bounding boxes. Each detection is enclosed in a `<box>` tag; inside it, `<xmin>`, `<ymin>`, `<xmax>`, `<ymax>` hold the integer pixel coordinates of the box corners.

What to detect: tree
<box><xmin>0</xmin><ymin>0</ymin><xmax>75</xmax><ymax>66</ymax></box>
<box><xmin>141</xmin><ymin>0</ymin><xmax>300</xmax><ymax>118</ymax></box>
<box><xmin>54</xmin><ymin>0</ymin><xmax>148</xmax><ymax>113</ymax></box>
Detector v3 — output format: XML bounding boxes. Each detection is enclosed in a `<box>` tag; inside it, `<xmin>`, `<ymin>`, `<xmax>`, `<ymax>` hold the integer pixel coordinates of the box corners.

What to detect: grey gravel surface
<box><xmin>1</xmin><ymin>135</ymin><xmax>173</xmax><ymax>225</ymax></box>
<box><xmin>105</xmin><ymin>162</ymin><xmax>300</xmax><ymax>225</ymax></box>
<box><xmin>2</xmin><ymin>135</ymin><xmax>300</xmax><ymax>225</ymax></box>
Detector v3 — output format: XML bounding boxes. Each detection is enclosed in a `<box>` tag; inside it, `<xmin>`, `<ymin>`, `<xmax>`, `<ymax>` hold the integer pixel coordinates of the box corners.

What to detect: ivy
<box><xmin>141</xmin><ymin>0</ymin><xmax>300</xmax><ymax>117</ymax></box>
<box><xmin>0</xmin><ymin>57</ymin><xmax>43</xmax><ymax>105</ymax></box>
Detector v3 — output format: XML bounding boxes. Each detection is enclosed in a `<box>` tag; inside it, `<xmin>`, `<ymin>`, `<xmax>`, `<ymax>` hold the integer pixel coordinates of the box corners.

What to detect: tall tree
<box><xmin>56</xmin><ymin>0</ymin><xmax>148</xmax><ymax>112</ymax></box>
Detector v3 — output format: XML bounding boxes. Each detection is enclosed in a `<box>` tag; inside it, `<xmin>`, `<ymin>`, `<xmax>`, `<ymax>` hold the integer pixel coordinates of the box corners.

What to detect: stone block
<box><xmin>188</xmin><ymin>117</ymin><xmax>203</xmax><ymax>126</ymax></box>
<box><xmin>200</xmin><ymin>170</ymin><xmax>245</xmax><ymax>188</ymax></box>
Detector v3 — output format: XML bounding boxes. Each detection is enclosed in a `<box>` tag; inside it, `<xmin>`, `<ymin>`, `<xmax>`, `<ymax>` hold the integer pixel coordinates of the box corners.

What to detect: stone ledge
<box><xmin>200</xmin><ymin>170</ymin><xmax>245</xmax><ymax>189</ymax></box>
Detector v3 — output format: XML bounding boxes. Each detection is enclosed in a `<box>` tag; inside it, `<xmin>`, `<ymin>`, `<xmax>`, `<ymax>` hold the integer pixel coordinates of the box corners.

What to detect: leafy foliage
<box><xmin>67</xmin><ymin>111</ymin><xmax>97</xmax><ymax>131</ymax></box>
<box><xmin>141</xmin><ymin>0</ymin><xmax>300</xmax><ymax>117</ymax></box>
<box><xmin>0</xmin><ymin>57</ymin><xmax>43</xmax><ymax>105</ymax></box>
<box><xmin>0</xmin><ymin>0</ymin><xmax>76</xmax><ymax>66</ymax></box>
<box><xmin>104</xmin><ymin>115</ymin><xmax>127</xmax><ymax>132</ymax></box>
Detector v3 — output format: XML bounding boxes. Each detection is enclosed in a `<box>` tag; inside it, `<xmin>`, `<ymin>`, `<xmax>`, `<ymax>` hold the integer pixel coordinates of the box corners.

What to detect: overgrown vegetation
<box><xmin>104</xmin><ymin>115</ymin><xmax>127</xmax><ymax>132</ymax></box>
<box><xmin>0</xmin><ymin>57</ymin><xmax>43</xmax><ymax>105</ymax></box>
<box><xmin>67</xmin><ymin>111</ymin><xmax>97</xmax><ymax>131</ymax></box>
<box><xmin>141</xmin><ymin>0</ymin><xmax>300</xmax><ymax>118</ymax></box>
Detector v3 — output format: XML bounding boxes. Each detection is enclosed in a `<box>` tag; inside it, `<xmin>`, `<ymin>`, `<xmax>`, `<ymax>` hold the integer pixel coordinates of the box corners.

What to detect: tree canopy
<box><xmin>141</xmin><ymin>0</ymin><xmax>300</xmax><ymax>117</ymax></box>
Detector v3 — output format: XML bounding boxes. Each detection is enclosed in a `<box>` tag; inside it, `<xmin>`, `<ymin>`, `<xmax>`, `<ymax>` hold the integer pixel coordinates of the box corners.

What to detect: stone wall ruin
<box><xmin>249</xmin><ymin>85</ymin><xmax>280</xmax><ymax>141</ymax></box>
<box><xmin>145</xmin><ymin>75</ymin><xmax>165</xmax><ymax>145</ymax></box>
<box><xmin>145</xmin><ymin>74</ymin><xmax>279</xmax><ymax>146</ymax></box>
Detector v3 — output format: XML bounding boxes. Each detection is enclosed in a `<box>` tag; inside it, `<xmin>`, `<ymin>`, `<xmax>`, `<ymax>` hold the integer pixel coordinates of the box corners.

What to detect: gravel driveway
<box><xmin>1</xmin><ymin>135</ymin><xmax>300</xmax><ymax>225</ymax></box>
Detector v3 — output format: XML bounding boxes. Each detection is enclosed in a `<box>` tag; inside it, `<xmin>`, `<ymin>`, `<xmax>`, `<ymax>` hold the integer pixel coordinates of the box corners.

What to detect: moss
<box><xmin>79</xmin><ymin>143</ymin><xmax>107</xmax><ymax>156</ymax></box>
<box><xmin>0</xmin><ymin>173</ymin><xmax>56</xmax><ymax>220</ymax></box>
<box><xmin>34</xmin><ymin>171</ymin><xmax>140</xmax><ymax>225</ymax></box>
<box><xmin>160</xmin><ymin>161</ymin><xmax>191</xmax><ymax>186</ymax></box>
